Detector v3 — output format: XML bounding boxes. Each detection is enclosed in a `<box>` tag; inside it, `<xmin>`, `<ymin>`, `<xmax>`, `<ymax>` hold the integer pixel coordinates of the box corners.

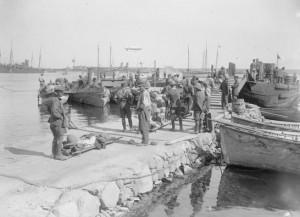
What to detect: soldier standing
<box><xmin>115</xmin><ymin>81</ymin><xmax>133</xmax><ymax>132</ymax></box>
<box><xmin>220</xmin><ymin>75</ymin><xmax>230</xmax><ymax>117</ymax></box>
<box><xmin>192</xmin><ymin>83</ymin><xmax>206</xmax><ymax>134</ymax></box>
<box><xmin>136</xmin><ymin>81</ymin><xmax>151</xmax><ymax>145</ymax></box>
<box><xmin>183</xmin><ymin>78</ymin><xmax>194</xmax><ymax>114</ymax></box>
<box><xmin>47</xmin><ymin>86</ymin><xmax>68</xmax><ymax>160</ymax></box>
<box><xmin>231</xmin><ymin>75</ymin><xmax>240</xmax><ymax>100</ymax></box>
<box><xmin>164</xmin><ymin>80</ymin><xmax>183</xmax><ymax>131</ymax></box>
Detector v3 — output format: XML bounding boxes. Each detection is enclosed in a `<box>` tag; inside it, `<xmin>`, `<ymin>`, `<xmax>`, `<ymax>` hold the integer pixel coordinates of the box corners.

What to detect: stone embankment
<box><xmin>50</xmin><ymin>132</ymin><xmax>219</xmax><ymax>217</ymax></box>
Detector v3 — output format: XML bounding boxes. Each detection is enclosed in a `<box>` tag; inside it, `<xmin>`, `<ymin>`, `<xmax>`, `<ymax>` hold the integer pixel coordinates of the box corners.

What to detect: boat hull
<box><xmin>231</xmin><ymin>114</ymin><xmax>300</xmax><ymax>132</ymax></box>
<box><xmin>220</xmin><ymin>124</ymin><xmax>300</xmax><ymax>174</ymax></box>
<box><xmin>239</xmin><ymin>81</ymin><xmax>300</xmax><ymax>109</ymax></box>
<box><xmin>68</xmin><ymin>92</ymin><xmax>109</xmax><ymax>107</ymax></box>
<box><xmin>0</xmin><ymin>64</ymin><xmax>45</xmax><ymax>73</ymax></box>
<box><xmin>260</xmin><ymin>108</ymin><xmax>300</xmax><ymax>122</ymax></box>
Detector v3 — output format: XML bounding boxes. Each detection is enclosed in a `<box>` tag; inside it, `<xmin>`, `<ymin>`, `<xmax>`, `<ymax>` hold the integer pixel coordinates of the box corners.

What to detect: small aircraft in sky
<box><xmin>124</xmin><ymin>46</ymin><xmax>142</xmax><ymax>51</ymax></box>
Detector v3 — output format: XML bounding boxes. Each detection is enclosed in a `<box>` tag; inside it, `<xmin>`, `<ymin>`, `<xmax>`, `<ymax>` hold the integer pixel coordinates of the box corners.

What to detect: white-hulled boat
<box><xmin>219</xmin><ymin>120</ymin><xmax>300</xmax><ymax>174</ymax></box>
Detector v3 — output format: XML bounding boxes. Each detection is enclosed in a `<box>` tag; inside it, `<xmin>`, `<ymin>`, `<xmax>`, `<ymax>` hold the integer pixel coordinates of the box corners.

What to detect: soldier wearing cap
<box><xmin>183</xmin><ymin>78</ymin><xmax>194</xmax><ymax>114</ymax></box>
<box><xmin>192</xmin><ymin>83</ymin><xmax>206</xmax><ymax>133</ymax></box>
<box><xmin>165</xmin><ymin>73</ymin><xmax>173</xmax><ymax>86</ymax></box>
<box><xmin>232</xmin><ymin>75</ymin><xmax>240</xmax><ymax>100</ymax></box>
<box><xmin>220</xmin><ymin>74</ymin><xmax>230</xmax><ymax>116</ymax></box>
<box><xmin>163</xmin><ymin>80</ymin><xmax>183</xmax><ymax>131</ymax></box>
<box><xmin>115</xmin><ymin>81</ymin><xmax>133</xmax><ymax>132</ymax></box>
<box><xmin>47</xmin><ymin>86</ymin><xmax>68</xmax><ymax>160</ymax></box>
<box><xmin>136</xmin><ymin>81</ymin><xmax>151</xmax><ymax>145</ymax></box>
<box><xmin>217</xmin><ymin>66</ymin><xmax>226</xmax><ymax>81</ymax></box>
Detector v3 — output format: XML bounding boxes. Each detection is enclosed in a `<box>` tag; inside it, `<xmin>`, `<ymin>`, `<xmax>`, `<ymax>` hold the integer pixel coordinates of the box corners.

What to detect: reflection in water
<box><xmin>190</xmin><ymin>168</ymin><xmax>212</xmax><ymax>216</ymax></box>
<box><xmin>217</xmin><ymin>166</ymin><xmax>300</xmax><ymax>211</ymax></box>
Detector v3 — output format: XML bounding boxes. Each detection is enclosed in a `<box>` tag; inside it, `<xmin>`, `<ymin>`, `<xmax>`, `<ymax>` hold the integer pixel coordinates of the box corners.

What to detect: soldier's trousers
<box><xmin>50</xmin><ymin>125</ymin><xmax>67</xmax><ymax>157</ymax></box>
<box><xmin>138</xmin><ymin>109</ymin><xmax>150</xmax><ymax>144</ymax></box>
<box><xmin>120</xmin><ymin>104</ymin><xmax>132</xmax><ymax>130</ymax></box>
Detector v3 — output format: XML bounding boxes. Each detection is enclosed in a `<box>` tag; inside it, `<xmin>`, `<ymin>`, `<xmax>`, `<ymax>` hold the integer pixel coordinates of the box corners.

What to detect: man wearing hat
<box><xmin>192</xmin><ymin>83</ymin><xmax>206</xmax><ymax>133</ymax></box>
<box><xmin>183</xmin><ymin>78</ymin><xmax>194</xmax><ymax>114</ymax></box>
<box><xmin>165</xmin><ymin>73</ymin><xmax>173</xmax><ymax>86</ymax></box>
<box><xmin>47</xmin><ymin>86</ymin><xmax>68</xmax><ymax>160</ymax></box>
<box><xmin>136</xmin><ymin>81</ymin><xmax>151</xmax><ymax>145</ymax></box>
<box><xmin>217</xmin><ymin>66</ymin><xmax>226</xmax><ymax>82</ymax></box>
<box><xmin>231</xmin><ymin>75</ymin><xmax>240</xmax><ymax>100</ymax></box>
<box><xmin>220</xmin><ymin>75</ymin><xmax>230</xmax><ymax>117</ymax></box>
<box><xmin>115</xmin><ymin>81</ymin><xmax>133</xmax><ymax>132</ymax></box>
<box><xmin>164</xmin><ymin>80</ymin><xmax>183</xmax><ymax>131</ymax></box>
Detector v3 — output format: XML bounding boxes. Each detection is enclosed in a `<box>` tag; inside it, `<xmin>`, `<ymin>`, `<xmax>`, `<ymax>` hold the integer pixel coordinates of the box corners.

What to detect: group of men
<box><xmin>46</xmin><ymin>70</ymin><xmax>241</xmax><ymax>159</ymax></box>
<box><xmin>114</xmin><ymin>79</ymin><xmax>152</xmax><ymax>145</ymax></box>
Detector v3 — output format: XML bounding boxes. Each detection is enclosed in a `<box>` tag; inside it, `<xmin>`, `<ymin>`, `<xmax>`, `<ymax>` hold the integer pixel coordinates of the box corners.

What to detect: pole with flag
<box><xmin>277</xmin><ymin>53</ymin><xmax>281</xmax><ymax>67</ymax></box>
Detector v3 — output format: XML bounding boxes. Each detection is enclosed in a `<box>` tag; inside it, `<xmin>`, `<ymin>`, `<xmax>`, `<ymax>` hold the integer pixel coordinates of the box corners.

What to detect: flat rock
<box><xmin>101</xmin><ymin>182</ymin><xmax>120</xmax><ymax>207</ymax></box>
<box><xmin>133</xmin><ymin>166</ymin><xmax>153</xmax><ymax>194</ymax></box>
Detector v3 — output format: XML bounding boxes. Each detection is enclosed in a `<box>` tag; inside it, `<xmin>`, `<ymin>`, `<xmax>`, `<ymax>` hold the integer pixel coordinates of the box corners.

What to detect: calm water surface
<box><xmin>0</xmin><ymin>72</ymin><xmax>300</xmax><ymax>217</ymax></box>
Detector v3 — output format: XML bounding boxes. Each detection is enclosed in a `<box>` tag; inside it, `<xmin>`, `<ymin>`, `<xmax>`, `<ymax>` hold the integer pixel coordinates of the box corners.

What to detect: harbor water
<box><xmin>0</xmin><ymin>72</ymin><xmax>300</xmax><ymax>216</ymax></box>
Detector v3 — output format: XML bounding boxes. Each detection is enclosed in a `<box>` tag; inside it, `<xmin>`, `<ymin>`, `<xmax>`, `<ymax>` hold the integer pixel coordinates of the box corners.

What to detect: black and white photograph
<box><xmin>0</xmin><ymin>0</ymin><xmax>300</xmax><ymax>216</ymax></box>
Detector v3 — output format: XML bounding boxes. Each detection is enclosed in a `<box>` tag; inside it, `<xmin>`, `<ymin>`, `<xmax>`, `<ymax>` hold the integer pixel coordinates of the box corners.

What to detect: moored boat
<box><xmin>66</xmin><ymin>68</ymin><xmax>110</xmax><ymax>107</ymax></box>
<box><xmin>66</xmin><ymin>89</ymin><xmax>109</xmax><ymax>107</ymax></box>
<box><xmin>237</xmin><ymin>61</ymin><xmax>300</xmax><ymax>109</ymax></box>
<box><xmin>39</xmin><ymin>93</ymin><xmax>69</xmax><ymax>105</ymax></box>
<box><xmin>219</xmin><ymin>121</ymin><xmax>300</xmax><ymax>174</ymax></box>
<box><xmin>259</xmin><ymin>107</ymin><xmax>300</xmax><ymax>122</ymax></box>
<box><xmin>231</xmin><ymin>113</ymin><xmax>300</xmax><ymax>133</ymax></box>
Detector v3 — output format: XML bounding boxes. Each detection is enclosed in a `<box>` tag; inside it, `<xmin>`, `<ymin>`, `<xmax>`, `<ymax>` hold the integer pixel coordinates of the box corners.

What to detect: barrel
<box><xmin>232</xmin><ymin>98</ymin><xmax>245</xmax><ymax>115</ymax></box>
<box><xmin>284</xmin><ymin>75</ymin><xmax>293</xmax><ymax>85</ymax></box>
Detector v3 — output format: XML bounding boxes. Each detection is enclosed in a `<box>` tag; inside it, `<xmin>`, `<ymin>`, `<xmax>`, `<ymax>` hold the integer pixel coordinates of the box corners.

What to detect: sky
<box><xmin>0</xmin><ymin>0</ymin><xmax>300</xmax><ymax>69</ymax></box>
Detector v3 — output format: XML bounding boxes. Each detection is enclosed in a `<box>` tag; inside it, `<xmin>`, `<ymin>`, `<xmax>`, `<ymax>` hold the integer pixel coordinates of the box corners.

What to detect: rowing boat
<box><xmin>218</xmin><ymin>120</ymin><xmax>300</xmax><ymax>174</ymax></box>
<box><xmin>231</xmin><ymin>113</ymin><xmax>300</xmax><ymax>133</ymax></box>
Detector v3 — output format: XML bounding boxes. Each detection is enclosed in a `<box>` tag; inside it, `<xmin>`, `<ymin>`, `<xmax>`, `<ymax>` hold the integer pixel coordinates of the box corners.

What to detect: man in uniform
<box><xmin>129</xmin><ymin>73</ymin><xmax>134</xmax><ymax>87</ymax></box>
<box><xmin>192</xmin><ymin>83</ymin><xmax>206</xmax><ymax>134</ymax></box>
<box><xmin>134</xmin><ymin>74</ymin><xmax>142</xmax><ymax>87</ymax></box>
<box><xmin>164</xmin><ymin>80</ymin><xmax>183</xmax><ymax>131</ymax></box>
<box><xmin>39</xmin><ymin>73</ymin><xmax>46</xmax><ymax>88</ymax></box>
<box><xmin>183</xmin><ymin>78</ymin><xmax>194</xmax><ymax>114</ymax></box>
<box><xmin>220</xmin><ymin>75</ymin><xmax>230</xmax><ymax>117</ymax></box>
<box><xmin>231</xmin><ymin>75</ymin><xmax>240</xmax><ymax>100</ymax></box>
<box><xmin>250</xmin><ymin>59</ymin><xmax>256</xmax><ymax>80</ymax></box>
<box><xmin>47</xmin><ymin>86</ymin><xmax>68</xmax><ymax>160</ymax></box>
<box><xmin>115</xmin><ymin>81</ymin><xmax>133</xmax><ymax>132</ymax></box>
<box><xmin>136</xmin><ymin>81</ymin><xmax>151</xmax><ymax>145</ymax></box>
<box><xmin>166</xmin><ymin>73</ymin><xmax>173</xmax><ymax>86</ymax></box>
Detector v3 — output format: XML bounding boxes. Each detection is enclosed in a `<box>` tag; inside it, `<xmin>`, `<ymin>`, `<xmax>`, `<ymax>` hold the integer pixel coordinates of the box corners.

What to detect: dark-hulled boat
<box><xmin>66</xmin><ymin>68</ymin><xmax>110</xmax><ymax>107</ymax></box>
<box><xmin>237</xmin><ymin>62</ymin><xmax>300</xmax><ymax>109</ymax></box>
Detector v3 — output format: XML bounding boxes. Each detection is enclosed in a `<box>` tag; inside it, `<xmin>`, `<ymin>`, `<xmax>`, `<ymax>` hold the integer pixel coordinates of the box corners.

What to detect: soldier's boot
<box><xmin>179</xmin><ymin>119</ymin><xmax>183</xmax><ymax>131</ymax></box>
<box><xmin>55</xmin><ymin>137</ymin><xmax>68</xmax><ymax>161</ymax></box>
<box><xmin>169</xmin><ymin>120</ymin><xmax>175</xmax><ymax>131</ymax></box>
<box><xmin>122</xmin><ymin>118</ymin><xmax>126</xmax><ymax>132</ymax></box>
<box><xmin>193</xmin><ymin>123</ymin><xmax>199</xmax><ymax>134</ymax></box>
<box><xmin>199</xmin><ymin>119</ymin><xmax>204</xmax><ymax>133</ymax></box>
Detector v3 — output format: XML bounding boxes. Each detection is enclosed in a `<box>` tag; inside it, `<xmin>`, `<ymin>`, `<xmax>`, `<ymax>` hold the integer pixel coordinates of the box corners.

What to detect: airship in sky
<box><xmin>124</xmin><ymin>46</ymin><xmax>143</xmax><ymax>51</ymax></box>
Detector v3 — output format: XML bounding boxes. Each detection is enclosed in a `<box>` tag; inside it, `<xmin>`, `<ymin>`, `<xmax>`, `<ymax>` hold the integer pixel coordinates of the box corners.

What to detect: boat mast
<box><xmin>187</xmin><ymin>44</ymin><xmax>190</xmax><ymax>72</ymax></box>
<box><xmin>9</xmin><ymin>40</ymin><xmax>13</xmax><ymax>66</ymax></box>
<box><xmin>205</xmin><ymin>41</ymin><xmax>208</xmax><ymax>70</ymax></box>
<box><xmin>109</xmin><ymin>43</ymin><xmax>112</xmax><ymax>68</ymax></box>
<box><xmin>97</xmin><ymin>44</ymin><xmax>100</xmax><ymax>79</ymax></box>
<box><xmin>30</xmin><ymin>52</ymin><xmax>33</xmax><ymax>67</ymax></box>
<box><xmin>38</xmin><ymin>47</ymin><xmax>41</xmax><ymax>69</ymax></box>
